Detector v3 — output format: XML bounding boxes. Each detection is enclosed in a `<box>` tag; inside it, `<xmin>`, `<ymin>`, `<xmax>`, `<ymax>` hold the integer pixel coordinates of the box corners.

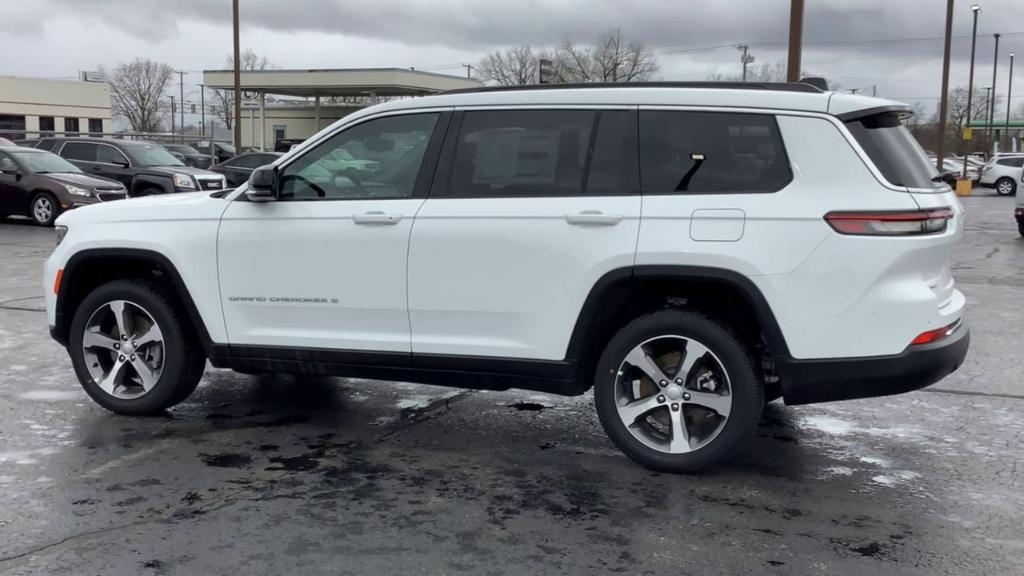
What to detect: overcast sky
<box><xmin>3</xmin><ymin>0</ymin><xmax>1024</xmax><ymax>121</ymax></box>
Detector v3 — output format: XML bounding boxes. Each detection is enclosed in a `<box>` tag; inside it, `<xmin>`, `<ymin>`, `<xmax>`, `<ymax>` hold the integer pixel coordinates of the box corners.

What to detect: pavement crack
<box><xmin>0</xmin><ymin>519</ymin><xmax>155</xmax><ymax>565</ymax></box>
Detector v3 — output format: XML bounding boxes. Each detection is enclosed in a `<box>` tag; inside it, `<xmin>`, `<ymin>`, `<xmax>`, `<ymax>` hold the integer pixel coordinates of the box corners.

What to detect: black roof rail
<box><xmin>441</xmin><ymin>81</ymin><xmax>824</xmax><ymax>95</ymax></box>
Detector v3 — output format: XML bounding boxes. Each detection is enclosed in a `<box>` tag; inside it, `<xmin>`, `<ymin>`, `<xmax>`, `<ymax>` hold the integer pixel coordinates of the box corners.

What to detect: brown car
<box><xmin>0</xmin><ymin>146</ymin><xmax>127</xmax><ymax>226</ymax></box>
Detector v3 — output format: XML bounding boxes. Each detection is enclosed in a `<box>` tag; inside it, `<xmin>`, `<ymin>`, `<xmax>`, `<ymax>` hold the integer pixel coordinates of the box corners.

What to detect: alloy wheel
<box><xmin>32</xmin><ymin>197</ymin><xmax>53</xmax><ymax>224</ymax></box>
<box><xmin>81</xmin><ymin>299</ymin><xmax>165</xmax><ymax>399</ymax></box>
<box><xmin>997</xmin><ymin>180</ymin><xmax>1014</xmax><ymax>195</ymax></box>
<box><xmin>614</xmin><ymin>335</ymin><xmax>732</xmax><ymax>454</ymax></box>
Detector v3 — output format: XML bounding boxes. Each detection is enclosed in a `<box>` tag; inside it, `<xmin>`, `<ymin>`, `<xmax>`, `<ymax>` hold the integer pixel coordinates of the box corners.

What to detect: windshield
<box><xmin>11</xmin><ymin>151</ymin><xmax>82</xmax><ymax>174</ymax></box>
<box><xmin>125</xmin><ymin>144</ymin><xmax>184</xmax><ymax>167</ymax></box>
<box><xmin>845</xmin><ymin>112</ymin><xmax>942</xmax><ymax>189</ymax></box>
<box><xmin>216</xmin><ymin>142</ymin><xmax>237</xmax><ymax>154</ymax></box>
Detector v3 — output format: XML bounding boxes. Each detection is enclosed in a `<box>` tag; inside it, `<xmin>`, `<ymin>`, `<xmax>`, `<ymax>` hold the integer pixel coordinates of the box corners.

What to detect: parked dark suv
<box><xmin>38</xmin><ymin>138</ymin><xmax>226</xmax><ymax>196</ymax></box>
<box><xmin>191</xmin><ymin>141</ymin><xmax>237</xmax><ymax>164</ymax></box>
<box><xmin>0</xmin><ymin>146</ymin><xmax>126</xmax><ymax>226</ymax></box>
<box><xmin>162</xmin><ymin>144</ymin><xmax>213</xmax><ymax>169</ymax></box>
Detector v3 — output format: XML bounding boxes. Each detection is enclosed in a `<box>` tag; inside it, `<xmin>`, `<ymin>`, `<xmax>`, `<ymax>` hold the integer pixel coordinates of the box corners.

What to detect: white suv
<box><xmin>44</xmin><ymin>83</ymin><xmax>969</xmax><ymax>472</ymax></box>
<box><xmin>979</xmin><ymin>153</ymin><xmax>1024</xmax><ymax>196</ymax></box>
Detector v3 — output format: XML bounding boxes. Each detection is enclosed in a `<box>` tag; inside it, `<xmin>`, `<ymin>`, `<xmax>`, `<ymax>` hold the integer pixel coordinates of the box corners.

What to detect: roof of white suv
<box><xmin>364</xmin><ymin>82</ymin><xmax>908</xmax><ymax>121</ymax></box>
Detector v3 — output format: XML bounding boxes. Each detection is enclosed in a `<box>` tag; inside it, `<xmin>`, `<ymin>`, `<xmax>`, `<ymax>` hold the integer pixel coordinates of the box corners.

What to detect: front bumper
<box><xmin>776</xmin><ymin>325</ymin><xmax>970</xmax><ymax>405</ymax></box>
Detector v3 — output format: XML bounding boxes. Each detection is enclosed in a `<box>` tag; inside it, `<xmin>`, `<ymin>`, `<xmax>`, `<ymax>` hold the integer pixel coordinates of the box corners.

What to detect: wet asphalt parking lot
<box><xmin>0</xmin><ymin>194</ymin><xmax>1022</xmax><ymax>575</ymax></box>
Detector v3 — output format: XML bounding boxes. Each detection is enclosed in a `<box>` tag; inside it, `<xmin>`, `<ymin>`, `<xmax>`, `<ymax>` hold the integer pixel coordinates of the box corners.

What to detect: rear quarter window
<box><xmin>844</xmin><ymin>112</ymin><xmax>941</xmax><ymax>189</ymax></box>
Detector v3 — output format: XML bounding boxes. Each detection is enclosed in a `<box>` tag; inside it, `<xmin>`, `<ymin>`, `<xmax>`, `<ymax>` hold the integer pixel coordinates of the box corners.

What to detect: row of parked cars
<box><xmin>0</xmin><ymin>136</ymin><xmax>281</xmax><ymax>226</ymax></box>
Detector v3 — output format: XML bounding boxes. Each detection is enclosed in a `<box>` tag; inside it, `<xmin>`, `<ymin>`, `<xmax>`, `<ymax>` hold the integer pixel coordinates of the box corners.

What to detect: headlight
<box><xmin>55</xmin><ymin>226</ymin><xmax>68</xmax><ymax>246</ymax></box>
<box><xmin>173</xmin><ymin>174</ymin><xmax>197</xmax><ymax>189</ymax></box>
<box><xmin>65</xmin><ymin>184</ymin><xmax>91</xmax><ymax>197</ymax></box>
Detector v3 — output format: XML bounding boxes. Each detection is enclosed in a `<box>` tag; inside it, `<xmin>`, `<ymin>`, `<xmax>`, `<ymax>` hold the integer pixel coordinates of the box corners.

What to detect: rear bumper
<box><xmin>776</xmin><ymin>325</ymin><xmax>969</xmax><ymax>405</ymax></box>
<box><xmin>1015</xmin><ymin>208</ymin><xmax>1024</xmax><ymax>224</ymax></box>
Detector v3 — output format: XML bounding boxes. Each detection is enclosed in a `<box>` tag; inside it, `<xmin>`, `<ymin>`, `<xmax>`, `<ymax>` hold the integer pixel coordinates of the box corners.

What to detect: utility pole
<box><xmin>737</xmin><ymin>44</ymin><xmax>754</xmax><ymax>82</ymax></box>
<box><xmin>989</xmin><ymin>33</ymin><xmax>1001</xmax><ymax>154</ymax></box>
<box><xmin>232</xmin><ymin>0</ymin><xmax>242</xmax><ymax>150</ymax></box>
<box><xmin>198</xmin><ymin>83</ymin><xmax>206</xmax><ymax>139</ymax></box>
<box><xmin>175</xmin><ymin>70</ymin><xmax>185</xmax><ymax>143</ymax></box>
<box><xmin>786</xmin><ymin>0</ymin><xmax>805</xmax><ymax>82</ymax></box>
<box><xmin>170</xmin><ymin>96</ymin><xmax>176</xmax><ymax>140</ymax></box>
<box><xmin>462</xmin><ymin>64</ymin><xmax>473</xmax><ymax>79</ymax></box>
<box><xmin>1007</xmin><ymin>53</ymin><xmax>1016</xmax><ymax>151</ymax></box>
<box><xmin>937</xmin><ymin>0</ymin><xmax>954</xmax><ymax>173</ymax></box>
<box><xmin>964</xmin><ymin>4</ymin><xmax>980</xmax><ymax>174</ymax></box>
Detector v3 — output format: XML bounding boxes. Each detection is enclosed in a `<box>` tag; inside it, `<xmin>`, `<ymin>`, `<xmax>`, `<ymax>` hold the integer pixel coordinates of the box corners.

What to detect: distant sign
<box><xmin>538</xmin><ymin>59</ymin><xmax>554</xmax><ymax>84</ymax></box>
<box><xmin>962</xmin><ymin>127</ymin><xmax>973</xmax><ymax>141</ymax></box>
<box><xmin>241</xmin><ymin>100</ymin><xmax>260</xmax><ymax>110</ymax></box>
<box><xmin>79</xmin><ymin>70</ymin><xmax>107</xmax><ymax>83</ymax></box>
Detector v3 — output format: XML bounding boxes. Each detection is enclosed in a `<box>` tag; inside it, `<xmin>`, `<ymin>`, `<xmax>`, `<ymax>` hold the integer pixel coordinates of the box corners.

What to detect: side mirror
<box><xmin>113</xmin><ymin>159</ymin><xmax>129</xmax><ymax>168</ymax></box>
<box><xmin>246</xmin><ymin>165</ymin><xmax>276</xmax><ymax>202</ymax></box>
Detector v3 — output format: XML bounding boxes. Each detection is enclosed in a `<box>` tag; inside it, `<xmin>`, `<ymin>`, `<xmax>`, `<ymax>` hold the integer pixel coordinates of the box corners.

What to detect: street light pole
<box><xmin>937</xmin><ymin>0</ymin><xmax>955</xmax><ymax>173</ymax></box>
<box><xmin>786</xmin><ymin>0</ymin><xmax>805</xmax><ymax>82</ymax></box>
<box><xmin>232</xmin><ymin>0</ymin><xmax>242</xmax><ymax>150</ymax></box>
<box><xmin>963</xmin><ymin>4</ymin><xmax>980</xmax><ymax>176</ymax></box>
<box><xmin>176</xmin><ymin>70</ymin><xmax>185</xmax><ymax>143</ymax></box>
<box><xmin>170</xmin><ymin>96</ymin><xmax>176</xmax><ymax>140</ymax></box>
<box><xmin>1007</xmin><ymin>53</ymin><xmax>1016</xmax><ymax>151</ymax></box>
<box><xmin>989</xmin><ymin>33</ymin><xmax>1000</xmax><ymax>154</ymax></box>
<box><xmin>198</xmin><ymin>83</ymin><xmax>206</xmax><ymax>139</ymax></box>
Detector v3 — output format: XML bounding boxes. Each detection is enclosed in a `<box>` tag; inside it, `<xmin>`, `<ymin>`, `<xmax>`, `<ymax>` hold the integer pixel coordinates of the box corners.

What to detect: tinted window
<box><xmin>845</xmin><ymin>112</ymin><xmax>940</xmax><ymax>189</ymax></box>
<box><xmin>448</xmin><ymin>110</ymin><xmax>593</xmax><ymax>197</ymax></box>
<box><xmin>280</xmin><ymin>113</ymin><xmax>438</xmax><ymax>201</ymax></box>
<box><xmin>96</xmin><ymin>145</ymin><xmax>128</xmax><ymax>165</ymax></box>
<box><xmin>61</xmin><ymin>142</ymin><xmax>97</xmax><ymax>162</ymax></box>
<box><xmin>235</xmin><ymin>153</ymin><xmax>277</xmax><ymax>169</ymax></box>
<box><xmin>35</xmin><ymin>139</ymin><xmax>59</xmax><ymax>152</ymax></box>
<box><xmin>124</xmin><ymin>144</ymin><xmax>183</xmax><ymax>167</ymax></box>
<box><xmin>587</xmin><ymin>111</ymin><xmax>639</xmax><ymax>195</ymax></box>
<box><xmin>11</xmin><ymin>151</ymin><xmax>82</xmax><ymax>174</ymax></box>
<box><xmin>639</xmin><ymin>111</ymin><xmax>791</xmax><ymax>193</ymax></box>
<box><xmin>996</xmin><ymin>157</ymin><xmax>1024</xmax><ymax>168</ymax></box>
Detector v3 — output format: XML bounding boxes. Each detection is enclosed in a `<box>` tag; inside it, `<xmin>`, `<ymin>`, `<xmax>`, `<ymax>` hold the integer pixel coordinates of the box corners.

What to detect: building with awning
<box><xmin>201</xmin><ymin>68</ymin><xmax>480</xmax><ymax>149</ymax></box>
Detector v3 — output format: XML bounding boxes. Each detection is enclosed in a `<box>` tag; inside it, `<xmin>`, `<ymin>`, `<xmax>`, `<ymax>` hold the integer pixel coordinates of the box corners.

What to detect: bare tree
<box><xmin>948</xmin><ymin>86</ymin><xmax>995</xmax><ymax>136</ymax></box>
<box><xmin>477</xmin><ymin>29</ymin><xmax>658</xmax><ymax>86</ymax></box>
<box><xmin>554</xmin><ymin>29</ymin><xmax>659</xmax><ymax>83</ymax></box>
<box><xmin>107</xmin><ymin>59</ymin><xmax>173</xmax><ymax>132</ymax></box>
<box><xmin>477</xmin><ymin>45</ymin><xmax>540</xmax><ymax>86</ymax></box>
<box><xmin>213</xmin><ymin>49</ymin><xmax>273</xmax><ymax>130</ymax></box>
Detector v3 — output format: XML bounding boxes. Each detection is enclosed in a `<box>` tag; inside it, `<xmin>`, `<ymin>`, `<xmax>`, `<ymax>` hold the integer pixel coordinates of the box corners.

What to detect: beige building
<box><xmin>0</xmin><ymin>75</ymin><xmax>113</xmax><ymax>140</ymax></box>
<box><xmin>237</xmin><ymin>103</ymin><xmax>361</xmax><ymax>149</ymax></box>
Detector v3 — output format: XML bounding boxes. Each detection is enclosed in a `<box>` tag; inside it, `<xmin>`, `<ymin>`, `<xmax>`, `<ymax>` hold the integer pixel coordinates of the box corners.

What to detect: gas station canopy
<box><xmin>202</xmin><ymin>67</ymin><xmax>480</xmax><ymax>98</ymax></box>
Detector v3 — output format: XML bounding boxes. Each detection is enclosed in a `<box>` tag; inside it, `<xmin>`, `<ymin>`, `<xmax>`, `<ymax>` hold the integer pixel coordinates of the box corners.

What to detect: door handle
<box><xmin>565</xmin><ymin>210</ymin><xmax>623</xmax><ymax>226</ymax></box>
<box><xmin>353</xmin><ymin>211</ymin><xmax>402</xmax><ymax>225</ymax></box>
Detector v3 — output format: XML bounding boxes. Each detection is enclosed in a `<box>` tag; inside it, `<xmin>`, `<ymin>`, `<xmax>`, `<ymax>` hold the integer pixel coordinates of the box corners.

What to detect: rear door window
<box><xmin>844</xmin><ymin>112</ymin><xmax>942</xmax><ymax>189</ymax></box>
<box><xmin>996</xmin><ymin>157</ymin><xmax>1024</xmax><ymax>168</ymax></box>
<box><xmin>443</xmin><ymin>109</ymin><xmax>638</xmax><ymax>197</ymax></box>
<box><xmin>60</xmin><ymin>142</ymin><xmax>98</xmax><ymax>162</ymax></box>
<box><xmin>639</xmin><ymin>111</ymin><xmax>792</xmax><ymax>194</ymax></box>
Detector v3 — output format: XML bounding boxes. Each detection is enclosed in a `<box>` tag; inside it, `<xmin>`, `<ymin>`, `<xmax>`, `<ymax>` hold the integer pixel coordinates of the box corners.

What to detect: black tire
<box><xmin>995</xmin><ymin>177</ymin><xmax>1017</xmax><ymax>196</ymax></box>
<box><xmin>1019</xmin><ymin>222</ymin><xmax>1024</xmax><ymax>238</ymax></box>
<box><xmin>137</xmin><ymin>186</ymin><xmax>162</xmax><ymax>197</ymax></box>
<box><xmin>593</xmin><ymin>310</ymin><xmax>764</xmax><ymax>473</ymax></box>
<box><xmin>68</xmin><ymin>279</ymin><xmax>206</xmax><ymax>415</ymax></box>
<box><xmin>764</xmin><ymin>381</ymin><xmax>783</xmax><ymax>403</ymax></box>
<box><xmin>29</xmin><ymin>192</ymin><xmax>59</xmax><ymax>226</ymax></box>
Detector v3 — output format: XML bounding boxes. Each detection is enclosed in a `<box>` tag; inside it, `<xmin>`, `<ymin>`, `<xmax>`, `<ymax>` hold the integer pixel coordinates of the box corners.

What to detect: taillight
<box><xmin>910</xmin><ymin>319</ymin><xmax>961</xmax><ymax>346</ymax></box>
<box><xmin>824</xmin><ymin>208</ymin><xmax>953</xmax><ymax>236</ymax></box>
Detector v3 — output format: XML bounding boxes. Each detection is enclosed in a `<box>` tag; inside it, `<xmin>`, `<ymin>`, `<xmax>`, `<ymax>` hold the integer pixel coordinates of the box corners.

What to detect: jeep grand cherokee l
<box><xmin>44</xmin><ymin>82</ymin><xmax>969</xmax><ymax>472</ymax></box>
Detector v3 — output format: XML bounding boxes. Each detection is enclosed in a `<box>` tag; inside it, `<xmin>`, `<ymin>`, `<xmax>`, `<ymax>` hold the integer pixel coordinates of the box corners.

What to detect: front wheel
<box><xmin>593</xmin><ymin>310</ymin><xmax>763</xmax><ymax>473</ymax></box>
<box><xmin>995</xmin><ymin>177</ymin><xmax>1017</xmax><ymax>196</ymax></box>
<box><xmin>68</xmin><ymin>279</ymin><xmax>206</xmax><ymax>415</ymax></box>
<box><xmin>30</xmin><ymin>193</ymin><xmax>59</xmax><ymax>226</ymax></box>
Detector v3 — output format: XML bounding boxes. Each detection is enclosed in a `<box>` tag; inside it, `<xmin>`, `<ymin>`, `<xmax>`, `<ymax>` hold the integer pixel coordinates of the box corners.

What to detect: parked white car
<box><xmin>979</xmin><ymin>153</ymin><xmax>1024</xmax><ymax>195</ymax></box>
<box><xmin>44</xmin><ymin>82</ymin><xmax>969</xmax><ymax>472</ymax></box>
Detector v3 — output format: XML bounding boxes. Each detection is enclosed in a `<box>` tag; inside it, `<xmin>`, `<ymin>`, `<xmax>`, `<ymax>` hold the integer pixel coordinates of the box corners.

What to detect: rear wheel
<box><xmin>29</xmin><ymin>193</ymin><xmax>59</xmax><ymax>226</ymax></box>
<box><xmin>995</xmin><ymin>177</ymin><xmax>1017</xmax><ymax>196</ymax></box>
<box><xmin>68</xmin><ymin>280</ymin><xmax>206</xmax><ymax>415</ymax></box>
<box><xmin>1019</xmin><ymin>222</ymin><xmax>1024</xmax><ymax>238</ymax></box>
<box><xmin>593</xmin><ymin>310</ymin><xmax>763</xmax><ymax>473</ymax></box>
